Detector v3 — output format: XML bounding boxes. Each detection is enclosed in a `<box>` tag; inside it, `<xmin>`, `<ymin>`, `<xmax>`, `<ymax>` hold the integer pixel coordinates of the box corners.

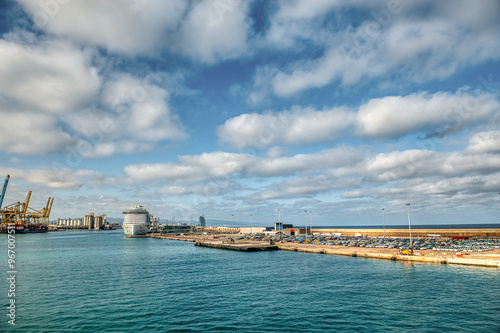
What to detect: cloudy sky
<box><xmin>1</xmin><ymin>0</ymin><xmax>500</xmax><ymax>226</ymax></box>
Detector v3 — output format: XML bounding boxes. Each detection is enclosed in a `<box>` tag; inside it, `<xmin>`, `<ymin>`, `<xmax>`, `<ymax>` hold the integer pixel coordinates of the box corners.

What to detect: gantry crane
<box><xmin>0</xmin><ymin>176</ymin><xmax>54</xmax><ymax>233</ymax></box>
<box><xmin>0</xmin><ymin>174</ymin><xmax>9</xmax><ymax>210</ymax></box>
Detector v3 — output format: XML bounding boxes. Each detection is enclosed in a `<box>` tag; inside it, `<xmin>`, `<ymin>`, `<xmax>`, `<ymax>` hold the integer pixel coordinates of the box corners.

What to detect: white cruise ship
<box><xmin>122</xmin><ymin>203</ymin><xmax>149</xmax><ymax>237</ymax></box>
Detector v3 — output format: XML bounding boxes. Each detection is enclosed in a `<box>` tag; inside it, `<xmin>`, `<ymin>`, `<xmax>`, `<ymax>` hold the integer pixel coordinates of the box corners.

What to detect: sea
<box><xmin>0</xmin><ymin>230</ymin><xmax>499</xmax><ymax>332</ymax></box>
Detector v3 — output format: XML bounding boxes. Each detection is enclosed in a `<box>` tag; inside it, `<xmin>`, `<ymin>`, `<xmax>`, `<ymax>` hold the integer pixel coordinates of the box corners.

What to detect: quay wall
<box><xmin>277</xmin><ymin>244</ymin><xmax>500</xmax><ymax>267</ymax></box>
<box><xmin>312</xmin><ymin>228</ymin><xmax>500</xmax><ymax>238</ymax></box>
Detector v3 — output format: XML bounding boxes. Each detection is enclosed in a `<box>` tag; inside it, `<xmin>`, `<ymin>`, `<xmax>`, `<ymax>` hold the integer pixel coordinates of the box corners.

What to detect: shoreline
<box><xmin>150</xmin><ymin>233</ymin><xmax>500</xmax><ymax>268</ymax></box>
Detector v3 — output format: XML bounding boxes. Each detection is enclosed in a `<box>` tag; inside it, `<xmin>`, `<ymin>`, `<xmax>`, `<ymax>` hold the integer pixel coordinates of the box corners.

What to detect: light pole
<box><xmin>277</xmin><ymin>209</ymin><xmax>281</xmax><ymax>241</ymax></box>
<box><xmin>406</xmin><ymin>203</ymin><xmax>412</xmax><ymax>254</ymax></box>
<box><xmin>309</xmin><ymin>211</ymin><xmax>312</xmax><ymax>238</ymax></box>
<box><xmin>232</xmin><ymin>214</ymin><xmax>234</xmax><ymax>236</ymax></box>
<box><xmin>382</xmin><ymin>208</ymin><xmax>385</xmax><ymax>238</ymax></box>
<box><xmin>304</xmin><ymin>210</ymin><xmax>308</xmax><ymax>240</ymax></box>
<box><xmin>250</xmin><ymin>214</ymin><xmax>253</xmax><ymax>236</ymax></box>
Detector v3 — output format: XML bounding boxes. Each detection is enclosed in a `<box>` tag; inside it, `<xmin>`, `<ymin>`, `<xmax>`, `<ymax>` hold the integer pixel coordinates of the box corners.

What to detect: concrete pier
<box><xmin>312</xmin><ymin>228</ymin><xmax>500</xmax><ymax>238</ymax></box>
<box><xmin>149</xmin><ymin>234</ymin><xmax>500</xmax><ymax>268</ymax></box>
<box><xmin>276</xmin><ymin>243</ymin><xmax>500</xmax><ymax>267</ymax></box>
<box><xmin>194</xmin><ymin>240</ymin><xmax>278</xmax><ymax>252</ymax></box>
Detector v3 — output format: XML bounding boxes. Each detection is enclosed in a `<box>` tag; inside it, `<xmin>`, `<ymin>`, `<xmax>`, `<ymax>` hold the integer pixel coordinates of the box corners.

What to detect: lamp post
<box><xmin>277</xmin><ymin>209</ymin><xmax>281</xmax><ymax>241</ymax></box>
<box><xmin>406</xmin><ymin>203</ymin><xmax>412</xmax><ymax>254</ymax></box>
<box><xmin>232</xmin><ymin>214</ymin><xmax>234</xmax><ymax>236</ymax></box>
<box><xmin>309</xmin><ymin>211</ymin><xmax>312</xmax><ymax>238</ymax></box>
<box><xmin>250</xmin><ymin>214</ymin><xmax>253</xmax><ymax>236</ymax></box>
<box><xmin>382</xmin><ymin>208</ymin><xmax>385</xmax><ymax>238</ymax></box>
<box><xmin>304</xmin><ymin>210</ymin><xmax>308</xmax><ymax>240</ymax></box>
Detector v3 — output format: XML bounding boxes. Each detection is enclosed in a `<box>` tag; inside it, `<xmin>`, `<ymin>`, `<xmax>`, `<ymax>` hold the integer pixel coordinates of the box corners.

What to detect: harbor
<box><xmin>149</xmin><ymin>231</ymin><xmax>500</xmax><ymax>268</ymax></box>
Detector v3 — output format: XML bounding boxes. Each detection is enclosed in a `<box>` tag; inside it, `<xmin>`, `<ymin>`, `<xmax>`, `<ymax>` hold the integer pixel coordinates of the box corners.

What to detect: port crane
<box><xmin>0</xmin><ymin>174</ymin><xmax>9</xmax><ymax>210</ymax></box>
<box><xmin>0</xmin><ymin>175</ymin><xmax>54</xmax><ymax>233</ymax></box>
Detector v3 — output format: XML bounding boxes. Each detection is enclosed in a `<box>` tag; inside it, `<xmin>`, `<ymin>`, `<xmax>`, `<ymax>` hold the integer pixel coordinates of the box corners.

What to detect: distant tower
<box><xmin>94</xmin><ymin>215</ymin><xmax>105</xmax><ymax>230</ymax></box>
<box><xmin>199</xmin><ymin>215</ymin><xmax>206</xmax><ymax>227</ymax></box>
<box><xmin>85</xmin><ymin>213</ymin><xmax>95</xmax><ymax>230</ymax></box>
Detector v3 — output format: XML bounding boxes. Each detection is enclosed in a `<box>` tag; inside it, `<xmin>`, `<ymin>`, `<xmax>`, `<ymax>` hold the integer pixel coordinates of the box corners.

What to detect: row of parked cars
<box><xmin>245</xmin><ymin>235</ymin><xmax>500</xmax><ymax>252</ymax></box>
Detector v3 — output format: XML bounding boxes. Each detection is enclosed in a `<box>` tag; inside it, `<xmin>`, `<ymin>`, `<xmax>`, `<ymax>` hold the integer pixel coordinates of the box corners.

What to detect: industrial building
<box><xmin>84</xmin><ymin>213</ymin><xmax>95</xmax><ymax>229</ymax></box>
<box><xmin>57</xmin><ymin>218</ymin><xmax>83</xmax><ymax>227</ymax></box>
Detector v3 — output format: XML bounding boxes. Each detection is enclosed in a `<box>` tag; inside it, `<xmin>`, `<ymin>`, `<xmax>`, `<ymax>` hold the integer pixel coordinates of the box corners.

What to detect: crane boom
<box><xmin>0</xmin><ymin>175</ymin><xmax>9</xmax><ymax>209</ymax></box>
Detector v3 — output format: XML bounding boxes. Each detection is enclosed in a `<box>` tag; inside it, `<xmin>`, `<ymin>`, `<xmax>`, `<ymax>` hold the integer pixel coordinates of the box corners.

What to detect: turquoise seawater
<box><xmin>0</xmin><ymin>230</ymin><xmax>499</xmax><ymax>332</ymax></box>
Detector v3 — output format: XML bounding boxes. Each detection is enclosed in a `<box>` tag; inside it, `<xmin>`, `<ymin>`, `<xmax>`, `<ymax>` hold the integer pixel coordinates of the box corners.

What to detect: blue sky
<box><xmin>1</xmin><ymin>0</ymin><xmax>500</xmax><ymax>226</ymax></box>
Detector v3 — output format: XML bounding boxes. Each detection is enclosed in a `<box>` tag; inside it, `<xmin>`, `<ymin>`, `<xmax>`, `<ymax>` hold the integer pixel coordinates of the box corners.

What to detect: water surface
<box><xmin>0</xmin><ymin>230</ymin><xmax>498</xmax><ymax>332</ymax></box>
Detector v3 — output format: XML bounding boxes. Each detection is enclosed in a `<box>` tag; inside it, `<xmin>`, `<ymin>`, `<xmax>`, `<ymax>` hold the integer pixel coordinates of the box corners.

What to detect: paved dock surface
<box><xmin>150</xmin><ymin>234</ymin><xmax>500</xmax><ymax>267</ymax></box>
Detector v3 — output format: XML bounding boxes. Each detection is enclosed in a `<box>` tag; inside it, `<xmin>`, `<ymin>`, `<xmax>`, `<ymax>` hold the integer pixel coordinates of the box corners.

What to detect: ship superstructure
<box><xmin>122</xmin><ymin>203</ymin><xmax>149</xmax><ymax>236</ymax></box>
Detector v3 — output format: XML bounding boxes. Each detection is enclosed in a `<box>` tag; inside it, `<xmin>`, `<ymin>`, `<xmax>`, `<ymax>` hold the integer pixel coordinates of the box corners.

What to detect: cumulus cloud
<box><xmin>124</xmin><ymin>146</ymin><xmax>367</xmax><ymax>189</ymax></box>
<box><xmin>218</xmin><ymin>106</ymin><xmax>355</xmax><ymax>149</ymax></box>
<box><xmin>59</xmin><ymin>73</ymin><xmax>188</xmax><ymax>158</ymax></box>
<box><xmin>173</xmin><ymin>0</ymin><xmax>252</xmax><ymax>63</ymax></box>
<box><xmin>219</xmin><ymin>91</ymin><xmax>500</xmax><ymax>149</ymax></box>
<box><xmin>0</xmin><ymin>166</ymin><xmax>101</xmax><ymax>189</ymax></box>
<box><xmin>251</xmin><ymin>1</ymin><xmax>500</xmax><ymax>98</ymax></box>
<box><xmin>467</xmin><ymin>131</ymin><xmax>500</xmax><ymax>153</ymax></box>
<box><xmin>99</xmin><ymin>73</ymin><xmax>187</xmax><ymax>141</ymax></box>
<box><xmin>0</xmin><ymin>38</ymin><xmax>99</xmax><ymax>113</ymax></box>
<box><xmin>248</xmin><ymin>146</ymin><xmax>366</xmax><ymax>177</ymax></box>
<box><xmin>124</xmin><ymin>151</ymin><xmax>256</xmax><ymax>182</ymax></box>
<box><xmin>16</xmin><ymin>0</ymin><xmax>188</xmax><ymax>55</ymax></box>
<box><xmin>356</xmin><ymin>91</ymin><xmax>500</xmax><ymax>138</ymax></box>
<box><xmin>159</xmin><ymin>184</ymin><xmax>221</xmax><ymax>196</ymax></box>
<box><xmin>246</xmin><ymin>147</ymin><xmax>500</xmax><ymax>201</ymax></box>
<box><xmin>0</xmin><ymin>112</ymin><xmax>72</xmax><ymax>155</ymax></box>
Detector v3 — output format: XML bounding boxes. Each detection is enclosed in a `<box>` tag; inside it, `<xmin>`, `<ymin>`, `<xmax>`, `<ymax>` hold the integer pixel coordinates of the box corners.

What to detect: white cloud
<box><xmin>0</xmin><ymin>38</ymin><xmax>99</xmax><ymax>113</ymax></box>
<box><xmin>124</xmin><ymin>151</ymin><xmax>255</xmax><ymax>182</ymax></box>
<box><xmin>0</xmin><ymin>112</ymin><xmax>72</xmax><ymax>155</ymax></box>
<box><xmin>174</xmin><ymin>0</ymin><xmax>252</xmax><ymax>63</ymax></box>
<box><xmin>218</xmin><ymin>106</ymin><xmax>355</xmax><ymax>149</ymax></box>
<box><xmin>248</xmin><ymin>146</ymin><xmax>365</xmax><ymax>177</ymax></box>
<box><xmin>220</xmin><ymin>91</ymin><xmax>500</xmax><ymax>149</ymax></box>
<box><xmin>124</xmin><ymin>147</ymin><xmax>365</xmax><ymax>185</ymax></box>
<box><xmin>16</xmin><ymin>0</ymin><xmax>187</xmax><ymax>55</ymax></box>
<box><xmin>252</xmin><ymin>1</ymin><xmax>500</xmax><ymax>98</ymax></box>
<box><xmin>0</xmin><ymin>166</ymin><xmax>101</xmax><ymax>189</ymax></box>
<box><xmin>99</xmin><ymin>73</ymin><xmax>187</xmax><ymax>142</ymax></box>
<box><xmin>159</xmin><ymin>184</ymin><xmax>220</xmax><ymax>196</ymax></box>
<box><xmin>58</xmin><ymin>73</ymin><xmax>189</xmax><ymax>158</ymax></box>
<box><xmin>356</xmin><ymin>91</ymin><xmax>500</xmax><ymax>138</ymax></box>
<box><xmin>467</xmin><ymin>131</ymin><xmax>500</xmax><ymax>153</ymax></box>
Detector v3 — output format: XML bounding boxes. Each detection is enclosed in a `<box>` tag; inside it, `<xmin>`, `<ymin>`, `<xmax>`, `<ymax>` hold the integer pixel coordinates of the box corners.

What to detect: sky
<box><xmin>1</xmin><ymin>0</ymin><xmax>500</xmax><ymax>227</ymax></box>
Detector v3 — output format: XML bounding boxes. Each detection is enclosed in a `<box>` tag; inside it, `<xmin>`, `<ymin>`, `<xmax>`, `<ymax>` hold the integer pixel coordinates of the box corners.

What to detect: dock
<box><xmin>194</xmin><ymin>240</ymin><xmax>278</xmax><ymax>252</ymax></box>
<box><xmin>149</xmin><ymin>234</ymin><xmax>500</xmax><ymax>267</ymax></box>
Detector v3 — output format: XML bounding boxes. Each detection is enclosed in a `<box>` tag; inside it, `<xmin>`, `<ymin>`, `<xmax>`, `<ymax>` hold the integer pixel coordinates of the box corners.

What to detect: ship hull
<box><xmin>122</xmin><ymin>223</ymin><xmax>148</xmax><ymax>236</ymax></box>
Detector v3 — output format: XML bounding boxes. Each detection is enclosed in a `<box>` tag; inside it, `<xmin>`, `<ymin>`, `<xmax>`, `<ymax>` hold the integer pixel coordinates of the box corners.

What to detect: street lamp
<box><xmin>304</xmin><ymin>210</ymin><xmax>308</xmax><ymax>240</ymax></box>
<box><xmin>277</xmin><ymin>209</ymin><xmax>281</xmax><ymax>241</ymax></box>
<box><xmin>232</xmin><ymin>214</ymin><xmax>234</xmax><ymax>236</ymax></box>
<box><xmin>382</xmin><ymin>208</ymin><xmax>385</xmax><ymax>238</ymax></box>
<box><xmin>250</xmin><ymin>214</ymin><xmax>253</xmax><ymax>236</ymax></box>
<box><xmin>406</xmin><ymin>203</ymin><xmax>412</xmax><ymax>254</ymax></box>
<box><xmin>309</xmin><ymin>211</ymin><xmax>312</xmax><ymax>237</ymax></box>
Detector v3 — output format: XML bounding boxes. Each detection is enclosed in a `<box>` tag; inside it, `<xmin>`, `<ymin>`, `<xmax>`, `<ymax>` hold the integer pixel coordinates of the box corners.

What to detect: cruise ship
<box><xmin>122</xmin><ymin>203</ymin><xmax>149</xmax><ymax>237</ymax></box>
